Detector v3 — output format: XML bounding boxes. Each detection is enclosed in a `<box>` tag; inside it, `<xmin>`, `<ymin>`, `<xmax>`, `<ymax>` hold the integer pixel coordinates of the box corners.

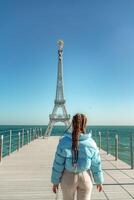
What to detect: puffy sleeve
<box><xmin>51</xmin><ymin>142</ymin><xmax>66</xmax><ymax>184</ymax></box>
<box><xmin>90</xmin><ymin>148</ymin><xmax>104</xmax><ymax>184</ymax></box>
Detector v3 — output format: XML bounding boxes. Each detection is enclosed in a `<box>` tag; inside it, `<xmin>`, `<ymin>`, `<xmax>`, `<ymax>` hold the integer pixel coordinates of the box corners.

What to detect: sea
<box><xmin>0</xmin><ymin>125</ymin><xmax>134</xmax><ymax>166</ymax></box>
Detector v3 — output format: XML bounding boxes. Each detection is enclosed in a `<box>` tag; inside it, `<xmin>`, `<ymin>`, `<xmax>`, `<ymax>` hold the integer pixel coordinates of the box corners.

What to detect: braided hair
<box><xmin>72</xmin><ymin>113</ymin><xmax>87</xmax><ymax>166</ymax></box>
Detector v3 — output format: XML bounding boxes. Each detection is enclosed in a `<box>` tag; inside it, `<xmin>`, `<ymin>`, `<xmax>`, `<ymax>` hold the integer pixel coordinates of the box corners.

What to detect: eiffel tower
<box><xmin>45</xmin><ymin>40</ymin><xmax>70</xmax><ymax>136</ymax></box>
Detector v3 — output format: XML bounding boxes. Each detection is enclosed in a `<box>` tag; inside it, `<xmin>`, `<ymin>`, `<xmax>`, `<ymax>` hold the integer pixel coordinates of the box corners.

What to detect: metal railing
<box><xmin>93</xmin><ymin>131</ymin><xmax>134</xmax><ymax>169</ymax></box>
<box><xmin>0</xmin><ymin>127</ymin><xmax>133</xmax><ymax>170</ymax></box>
<box><xmin>0</xmin><ymin>127</ymin><xmax>43</xmax><ymax>163</ymax></box>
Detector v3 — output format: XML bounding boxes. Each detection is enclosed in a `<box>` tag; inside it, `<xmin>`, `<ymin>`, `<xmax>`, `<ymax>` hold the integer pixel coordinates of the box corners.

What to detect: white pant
<box><xmin>61</xmin><ymin>169</ymin><xmax>93</xmax><ymax>200</ymax></box>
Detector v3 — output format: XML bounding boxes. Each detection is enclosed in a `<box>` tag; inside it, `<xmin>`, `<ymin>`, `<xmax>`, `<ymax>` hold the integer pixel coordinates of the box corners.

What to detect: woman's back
<box><xmin>58</xmin><ymin>132</ymin><xmax>98</xmax><ymax>172</ymax></box>
<box><xmin>51</xmin><ymin>113</ymin><xmax>104</xmax><ymax>200</ymax></box>
<box><xmin>51</xmin><ymin>131</ymin><xmax>104</xmax><ymax>184</ymax></box>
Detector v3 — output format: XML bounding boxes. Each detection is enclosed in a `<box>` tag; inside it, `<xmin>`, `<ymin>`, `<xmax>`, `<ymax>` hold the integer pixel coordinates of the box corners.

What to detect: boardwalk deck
<box><xmin>0</xmin><ymin>136</ymin><xmax>134</xmax><ymax>200</ymax></box>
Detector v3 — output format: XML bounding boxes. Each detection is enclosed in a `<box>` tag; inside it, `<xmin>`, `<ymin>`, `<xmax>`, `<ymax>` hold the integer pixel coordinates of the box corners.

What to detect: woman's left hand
<box><xmin>96</xmin><ymin>184</ymin><xmax>103</xmax><ymax>192</ymax></box>
<box><xmin>52</xmin><ymin>184</ymin><xmax>59</xmax><ymax>193</ymax></box>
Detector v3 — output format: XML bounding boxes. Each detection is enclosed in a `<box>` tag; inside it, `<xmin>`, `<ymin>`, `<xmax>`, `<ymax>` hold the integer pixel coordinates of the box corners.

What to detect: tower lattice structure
<box><xmin>45</xmin><ymin>40</ymin><xmax>70</xmax><ymax>136</ymax></box>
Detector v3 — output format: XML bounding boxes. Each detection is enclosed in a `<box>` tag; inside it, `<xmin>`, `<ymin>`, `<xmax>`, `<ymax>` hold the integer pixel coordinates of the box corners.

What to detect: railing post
<box><xmin>115</xmin><ymin>134</ymin><xmax>118</xmax><ymax>161</ymax></box>
<box><xmin>130</xmin><ymin>133</ymin><xmax>134</xmax><ymax>169</ymax></box>
<box><xmin>106</xmin><ymin>131</ymin><xmax>109</xmax><ymax>155</ymax></box>
<box><xmin>33</xmin><ymin>129</ymin><xmax>35</xmax><ymax>140</ymax></box>
<box><xmin>9</xmin><ymin>130</ymin><xmax>12</xmax><ymax>155</ymax></box>
<box><xmin>43</xmin><ymin>129</ymin><xmax>45</xmax><ymax>139</ymax></box>
<box><xmin>40</xmin><ymin>128</ymin><xmax>42</xmax><ymax>138</ymax></box>
<box><xmin>37</xmin><ymin>128</ymin><xmax>39</xmax><ymax>138</ymax></box>
<box><xmin>98</xmin><ymin>131</ymin><xmax>101</xmax><ymax>150</ymax></box>
<box><xmin>31</xmin><ymin>129</ymin><xmax>33</xmax><ymax>141</ymax></box>
<box><xmin>18</xmin><ymin>132</ymin><xmax>20</xmax><ymax>151</ymax></box>
<box><xmin>39</xmin><ymin>128</ymin><xmax>41</xmax><ymax>137</ymax></box>
<box><xmin>22</xmin><ymin>129</ymin><xmax>24</xmax><ymax>147</ymax></box>
<box><xmin>30</xmin><ymin>128</ymin><xmax>32</xmax><ymax>142</ymax></box>
<box><xmin>27</xmin><ymin>130</ymin><xmax>29</xmax><ymax>145</ymax></box>
<box><xmin>0</xmin><ymin>135</ymin><xmax>3</xmax><ymax>163</ymax></box>
<box><xmin>33</xmin><ymin>129</ymin><xmax>35</xmax><ymax>139</ymax></box>
<box><xmin>35</xmin><ymin>128</ymin><xmax>38</xmax><ymax>139</ymax></box>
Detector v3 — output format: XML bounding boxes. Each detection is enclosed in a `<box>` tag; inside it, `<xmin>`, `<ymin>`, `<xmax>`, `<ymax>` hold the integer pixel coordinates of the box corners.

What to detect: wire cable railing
<box><xmin>91</xmin><ymin>130</ymin><xmax>134</xmax><ymax>169</ymax></box>
<box><xmin>0</xmin><ymin>126</ymin><xmax>133</xmax><ymax>170</ymax></box>
<box><xmin>0</xmin><ymin>127</ymin><xmax>43</xmax><ymax>162</ymax></box>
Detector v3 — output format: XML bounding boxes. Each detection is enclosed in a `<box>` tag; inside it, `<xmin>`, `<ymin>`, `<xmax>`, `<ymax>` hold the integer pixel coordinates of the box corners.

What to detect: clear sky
<box><xmin>0</xmin><ymin>0</ymin><xmax>134</xmax><ymax>125</ymax></box>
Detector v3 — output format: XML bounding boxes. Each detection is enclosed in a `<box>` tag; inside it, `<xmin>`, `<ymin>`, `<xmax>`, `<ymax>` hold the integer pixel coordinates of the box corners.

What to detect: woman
<box><xmin>51</xmin><ymin>113</ymin><xmax>104</xmax><ymax>200</ymax></box>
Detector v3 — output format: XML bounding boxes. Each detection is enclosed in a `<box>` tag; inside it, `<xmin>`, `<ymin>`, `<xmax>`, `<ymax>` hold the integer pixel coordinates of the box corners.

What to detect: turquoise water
<box><xmin>0</xmin><ymin>125</ymin><xmax>134</xmax><ymax>166</ymax></box>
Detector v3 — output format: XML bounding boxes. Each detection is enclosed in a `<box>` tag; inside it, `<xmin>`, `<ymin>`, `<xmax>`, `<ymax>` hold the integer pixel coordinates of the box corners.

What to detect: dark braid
<box><xmin>72</xmin><ymin>113</ymin><xmax>87</xmax><ymax>166</ymax></box>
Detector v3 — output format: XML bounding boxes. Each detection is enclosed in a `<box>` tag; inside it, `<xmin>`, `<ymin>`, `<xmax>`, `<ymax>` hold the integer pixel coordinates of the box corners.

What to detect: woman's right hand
<box><xmin>52</xmin><ymin>184</ymin><xmax>59</xmax><ymax>193</ymax></box>
<box><xmin>96</xmin><ymin>184</ymin><xmax>103</xmax><ymax>192</ymax></box>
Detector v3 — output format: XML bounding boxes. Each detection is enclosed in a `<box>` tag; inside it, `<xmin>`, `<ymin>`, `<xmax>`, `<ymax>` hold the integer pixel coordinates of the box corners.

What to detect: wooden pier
<box><xmin>0</xmin><ymin>136</ymin><xmax>134</xmax><ymax>200</ymax></box>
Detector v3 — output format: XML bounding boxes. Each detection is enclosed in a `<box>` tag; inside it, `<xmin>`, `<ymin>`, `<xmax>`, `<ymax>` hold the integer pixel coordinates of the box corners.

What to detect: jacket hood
<box><xmin>64</xmin><ymin>132</ymin><xmax>92</xmax><ymax>141</ymax></box>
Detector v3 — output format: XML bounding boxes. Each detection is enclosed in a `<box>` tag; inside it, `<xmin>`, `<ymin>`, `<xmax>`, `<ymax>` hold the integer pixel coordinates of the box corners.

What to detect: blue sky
<box><xmin>0</xmin><ymin>0</ymin><xmax>134</xmax><ymax>125</ymax></box>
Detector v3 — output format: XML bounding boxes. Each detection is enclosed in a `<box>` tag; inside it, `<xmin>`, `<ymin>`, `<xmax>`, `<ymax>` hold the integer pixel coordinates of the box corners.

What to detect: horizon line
<box><xmin>0</xmin><ymin>124</ymin><xmax>134</xmax><ymax>126</ymax></box>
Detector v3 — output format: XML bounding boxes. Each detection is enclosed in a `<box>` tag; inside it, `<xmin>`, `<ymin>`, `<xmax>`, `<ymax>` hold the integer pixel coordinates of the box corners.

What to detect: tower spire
<box><xmin>55</xmin><ymin>40</ymin><xmax>65</xmax><ymax>104</ymax></box>
<box><xmin>45</xmin><ymin>40</ymin><xmax>70</xmax><ymax>137</ymax></box>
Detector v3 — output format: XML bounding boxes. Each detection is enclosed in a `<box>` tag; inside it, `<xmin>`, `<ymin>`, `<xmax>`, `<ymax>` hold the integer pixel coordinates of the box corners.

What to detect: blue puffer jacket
<box><xmin>51</xmin><ymin>132</ymin><xmax>104</xmax><ymax>184</ymax></box>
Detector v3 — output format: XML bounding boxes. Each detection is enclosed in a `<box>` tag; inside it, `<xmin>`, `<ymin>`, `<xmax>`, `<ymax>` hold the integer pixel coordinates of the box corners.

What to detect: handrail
<box><xmin>1</xmin><ymin>127</ymin><xmax>133</xmax><ymax>169</ymax></box>
<box><xmin>0</xmin><ymin>135</ymin><xmax>3</xmax><ymax>162</ymax></box>
<box><xmin>0</xmin><ymin>127</ymin><xmax>44</xmax><ymax>163</ymax></box>
<box><xmin>96</xmin><ymin>131</ymin><xmax>134</xmax><ymax>169</ymax></box>
<box><xmin>0</xmin><ymin>128</ymin><xmax>24</xmax><ymax>134</ymax></box>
